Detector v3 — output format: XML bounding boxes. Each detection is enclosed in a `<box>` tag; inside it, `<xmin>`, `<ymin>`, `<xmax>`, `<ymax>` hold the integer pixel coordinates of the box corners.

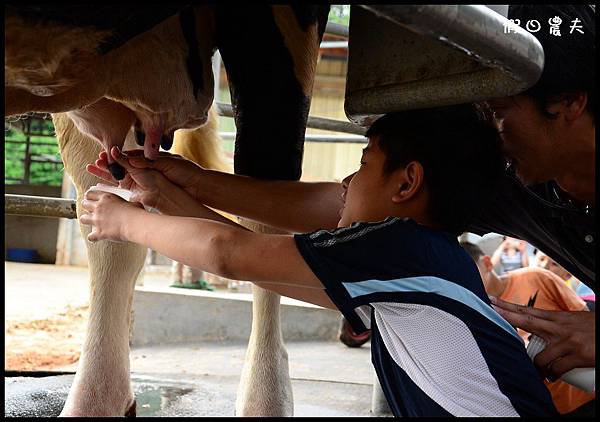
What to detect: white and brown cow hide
<box><xmin>6</xmin><ymin>5</ymin><xmax>216</xmax><ymax>167</ymax></box>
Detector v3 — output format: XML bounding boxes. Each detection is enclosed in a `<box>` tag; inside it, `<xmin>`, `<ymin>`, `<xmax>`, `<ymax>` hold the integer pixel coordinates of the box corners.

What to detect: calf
<box><xmin>5</xmin><ymin>4</ymin><xmax>329</xmax><ymax>416</ymax></box>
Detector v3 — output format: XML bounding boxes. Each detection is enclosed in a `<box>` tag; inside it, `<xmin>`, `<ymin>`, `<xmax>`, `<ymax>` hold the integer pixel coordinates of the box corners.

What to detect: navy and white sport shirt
<box><xmin>294</xmin><ymin>217</ymin><xmax>558</xmax><ymax>417</ymax></box>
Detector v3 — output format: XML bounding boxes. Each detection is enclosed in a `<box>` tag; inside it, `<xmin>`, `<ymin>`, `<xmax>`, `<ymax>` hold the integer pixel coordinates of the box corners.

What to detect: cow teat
<box><xmin>134</xmin><ymin>129</ymin><xmax>145</xmax><ymax>147</ymax></box>
<box><xmin>107</xmin><ymin>162</ymin><xmax>126</xmax><ymax>181</ymax></box>
<box><xmin>160</xmin><ymin>133</ymin><xmax>174</xmax><ymax>150</ymax></box>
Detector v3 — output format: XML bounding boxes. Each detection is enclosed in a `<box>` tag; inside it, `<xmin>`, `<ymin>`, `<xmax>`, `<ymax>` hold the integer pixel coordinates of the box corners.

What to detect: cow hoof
<box><xmin>125</xmin><ymin>400</ymin><xmax>136</xmax><ymax>417</ymax></box>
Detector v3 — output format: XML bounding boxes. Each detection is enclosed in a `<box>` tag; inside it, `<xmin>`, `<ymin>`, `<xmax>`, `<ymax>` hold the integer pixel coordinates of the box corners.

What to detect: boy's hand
<box><xmin>80</xmin><ymin>190</ymin><xmax>143</xmax><ymax>242</ymax></box>
<box><xmin>87</xmin><ymin>147</ymin><xmax>204</xmax><ymax>200</ymax></box>
<box><xmin>87</xmin><ymin>147</ymin><xmax>182</xmax><ymax>211</ymax></box>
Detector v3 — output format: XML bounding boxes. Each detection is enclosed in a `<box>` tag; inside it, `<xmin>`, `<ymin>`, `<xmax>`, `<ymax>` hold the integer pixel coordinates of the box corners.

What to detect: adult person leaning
<box><xmin>88</xmin><ymin>4</ymin><xmax>595</xmax><ymax>386</ymax></box>
<box><xmin>468</xmin><ymin>4</ymin><xmax>595</xmax><ymax>383</ymax></box>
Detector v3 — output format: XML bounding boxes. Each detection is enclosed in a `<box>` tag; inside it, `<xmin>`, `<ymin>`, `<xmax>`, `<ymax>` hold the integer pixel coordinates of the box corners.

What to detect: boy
<box><xmin>81</xmin><ymin>104</ymin><xmax>557</xmax><ymax>416</ymax></box>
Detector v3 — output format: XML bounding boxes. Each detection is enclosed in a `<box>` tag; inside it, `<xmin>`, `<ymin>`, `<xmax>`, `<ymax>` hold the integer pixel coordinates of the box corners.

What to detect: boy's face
<box><xmin>338</xmin><ymin>136</ymin><xmax>403</xmax><ymax>227</ymax></box>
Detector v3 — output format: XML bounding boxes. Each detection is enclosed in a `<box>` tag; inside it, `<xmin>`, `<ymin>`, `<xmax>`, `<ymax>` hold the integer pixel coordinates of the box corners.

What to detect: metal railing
<box><xmin>219</xmin><ymin>132</ymin><xmax>366</xmax><ymax>144</ymax></box>
<box><xmin>325</xmin><ymin>22</ymin><xmax>350</xmax><ymax>39</ymax></box>
<box><xmin>5</xmin><ymin>194</ymin><xmax>77</xmax><ymax>219</ymax></box>
<box><xmin>214</xmin><ymin>102</ymin><xmax>365</xmax><ymax>135</ymax></box>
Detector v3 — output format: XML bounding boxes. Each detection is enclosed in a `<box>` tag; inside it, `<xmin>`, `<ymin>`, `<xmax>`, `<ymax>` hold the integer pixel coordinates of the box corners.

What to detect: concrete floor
<box><xmin>6</xmin><ymin>341</ymin><xmax>377</xmax><ymax>417</ymax></box>
<box><xmin>5</xmin><ymin>262</ymin><xmax>90</xmax><ymax>321</ymax></box>
<box><xmin>5</xmin><ymin>262</ymin><xmax>212</xmax><ymax>320</ymax></box>
<box><xmin>5</xmin><ymin>262</ymin><xmax>384</xmax><ymax>417</ymax></box>
<box><xmin>4</xmin><ymin>262</ymin><xmax>320</xmax><ymax>320</ymax></box>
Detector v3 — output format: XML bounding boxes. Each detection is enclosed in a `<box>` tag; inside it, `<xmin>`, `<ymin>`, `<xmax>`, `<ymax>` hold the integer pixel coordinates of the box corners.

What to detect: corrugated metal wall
<box><xmin>304</xmin><ymin>58</ymin><xmax>363</xmax><ymax>182</ymax></box>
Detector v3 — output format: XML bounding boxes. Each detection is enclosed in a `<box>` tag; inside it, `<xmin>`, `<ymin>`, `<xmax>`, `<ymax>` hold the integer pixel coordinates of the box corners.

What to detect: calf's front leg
<box><xmin>235</xmin><ymin>221</ymin><xmax>293</xmax><ymax>417</ymax></box>
<box><xmin>53</xmin><ymin>113</ymin><xmax>146</xmax><ymax>416</ymax></box>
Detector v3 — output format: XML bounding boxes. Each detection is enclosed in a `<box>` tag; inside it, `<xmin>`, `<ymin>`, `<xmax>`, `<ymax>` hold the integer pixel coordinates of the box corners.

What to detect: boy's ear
<box><xmin>391</xmin><ymin>161</ymin><xmax>425</xmax><ymax>203</ymax></box>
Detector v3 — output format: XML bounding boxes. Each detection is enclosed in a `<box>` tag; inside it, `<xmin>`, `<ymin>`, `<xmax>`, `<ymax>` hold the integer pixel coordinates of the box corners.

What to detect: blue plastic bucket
<box><xmin>7</xmin><ymin>248</ymin><xmax>39</xmax><ymax>263</ymax></box>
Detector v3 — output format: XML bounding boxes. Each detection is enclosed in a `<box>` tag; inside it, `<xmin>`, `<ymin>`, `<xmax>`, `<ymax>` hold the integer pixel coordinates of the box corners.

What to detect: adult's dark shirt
<box><xmin>469</xmin><ymin>170</ymin><xmax>595</xmax><ymax>292</ymax></box>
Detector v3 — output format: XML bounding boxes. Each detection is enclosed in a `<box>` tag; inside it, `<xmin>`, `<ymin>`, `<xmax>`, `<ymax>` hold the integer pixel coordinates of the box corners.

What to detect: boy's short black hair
<box><xmin>508</xmin><ymin>5</ymin><xmax>595</xmax><ymax>120</ymax></box>
<box><xmin>366</xmin><ymin>104</ymin><xmax>505</xmax><ymax>236</ymax></box>
<box><xmin>460</xmin><ymin>241</ymin><xmax>485</xmax><ymax>262</ymax></box>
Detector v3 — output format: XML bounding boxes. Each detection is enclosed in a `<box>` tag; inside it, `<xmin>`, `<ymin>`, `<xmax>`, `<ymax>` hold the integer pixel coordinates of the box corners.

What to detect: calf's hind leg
<box><xmin>53</xmin><ymin>113</ymin><xmax>146</xmax><ymax>416</ymax></box>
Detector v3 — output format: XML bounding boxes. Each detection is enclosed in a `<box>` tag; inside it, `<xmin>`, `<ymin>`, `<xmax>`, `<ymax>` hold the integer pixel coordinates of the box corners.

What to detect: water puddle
<box><xmin>132</xmin><ymin>378</ymin><xmax>194</xmax><ymax>416</ymax></box>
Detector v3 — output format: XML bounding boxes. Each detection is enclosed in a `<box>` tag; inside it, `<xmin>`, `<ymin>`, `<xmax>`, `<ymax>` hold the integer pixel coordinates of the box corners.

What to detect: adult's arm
<box><xmin>490</xmin><ymin>240</ymin><xmax>506</xmax><ymax>266</ymax></box>
<box><xmin>521</xmin><ymin>252</ymin><xmax>529</xmax><ymax>268</ymax></box>
<box><xmin>518</xmin><ymin>240</ymin><xmax>529</xmax><ymax>267</ymax></box>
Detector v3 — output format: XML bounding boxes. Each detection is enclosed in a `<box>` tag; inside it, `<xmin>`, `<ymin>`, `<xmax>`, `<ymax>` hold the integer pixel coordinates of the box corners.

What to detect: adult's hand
<box><xmin>490</xmin><ymin>296</ymin><xmax>595</xmax><ymax>380</ymax></box>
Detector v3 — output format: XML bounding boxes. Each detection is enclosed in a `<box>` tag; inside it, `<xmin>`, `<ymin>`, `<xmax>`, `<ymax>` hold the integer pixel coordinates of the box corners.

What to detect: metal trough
<box><xmin>345</xmin><ymin>5</ymin><xmax>545</xmax><ymax>126</ymax></box>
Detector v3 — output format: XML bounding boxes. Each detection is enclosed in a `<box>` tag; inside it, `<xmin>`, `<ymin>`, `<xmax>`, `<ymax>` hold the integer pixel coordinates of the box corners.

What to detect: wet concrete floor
<box><xmin>5</xmin><ymin>341</ymin><xmax>380</xmax><ymax>417</ymax></box>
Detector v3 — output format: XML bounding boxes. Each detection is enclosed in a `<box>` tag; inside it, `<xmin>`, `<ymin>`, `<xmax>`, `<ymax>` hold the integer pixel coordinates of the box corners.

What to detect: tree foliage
<box><xmin>4</xmin><ymin>119</ymin><xmax>64</xmax><ymax>186</ymax></box>
<box><xmin>328</xmin><ymin>5</ymin><xmax>350</xmax><ymax>26</ymax></box>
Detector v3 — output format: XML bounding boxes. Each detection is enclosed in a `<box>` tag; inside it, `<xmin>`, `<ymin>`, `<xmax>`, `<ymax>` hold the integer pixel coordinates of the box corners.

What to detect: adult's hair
<box><xmin>366</xmin><ymin>104</ymin><xmax>506</xmax><ymax>236</ymax></box>
<box><xmin>508</xmin><ymin>5</ymin><xmax>596</xmax><ymax>120</ymax></box>
<box><xmin>460</xmin><ymin>241</ymin><xmax>486</xmax><ymax>262</ymax></box>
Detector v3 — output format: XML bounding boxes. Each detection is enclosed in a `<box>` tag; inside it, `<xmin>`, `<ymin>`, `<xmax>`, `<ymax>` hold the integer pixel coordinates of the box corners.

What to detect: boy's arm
<box><xmin>194</xmin><ymin>169</ymin><xmax>343</xmax><ymax>233</ymax></box>
<box><xmin>103</xmin><ymin>148</ymin><xmax>343</xmax><ymax>233</ymax></box>
<box><xmin>154</xmin><ymin>176</ymin><xmax>238</xmax><ymax>227</ymax></box>
<box><xmin>178</xmin><ymin>165</ymin><xmax>344</xmax><ymax>233</ymax></box>
<box><xmin>123</xmin><ymin>208</ymin><xmax>336</xmax><ymax>309</ymax></box>
<box><xmin>252</xmin><ymin>282</ymin><xmax>337</xmax><ymax>310</ymax></box>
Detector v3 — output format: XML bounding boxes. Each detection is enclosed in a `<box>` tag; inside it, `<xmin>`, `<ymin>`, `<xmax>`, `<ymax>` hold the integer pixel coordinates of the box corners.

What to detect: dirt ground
<box><xmin>5</xmin><ymin>304</ymin><xmax>88</xmax><ymax>371</ymax></box>
<box><xmin>3</xmin><ymin>262</ymin><xmax>241</xmax><ymax>372</ymax></box>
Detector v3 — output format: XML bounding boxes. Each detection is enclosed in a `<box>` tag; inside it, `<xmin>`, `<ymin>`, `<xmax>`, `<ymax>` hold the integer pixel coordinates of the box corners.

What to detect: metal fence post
<box><xmin>23</xmin><ymin>119</ymin><xmax>31</xmax><ymax>184</ymax></box>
